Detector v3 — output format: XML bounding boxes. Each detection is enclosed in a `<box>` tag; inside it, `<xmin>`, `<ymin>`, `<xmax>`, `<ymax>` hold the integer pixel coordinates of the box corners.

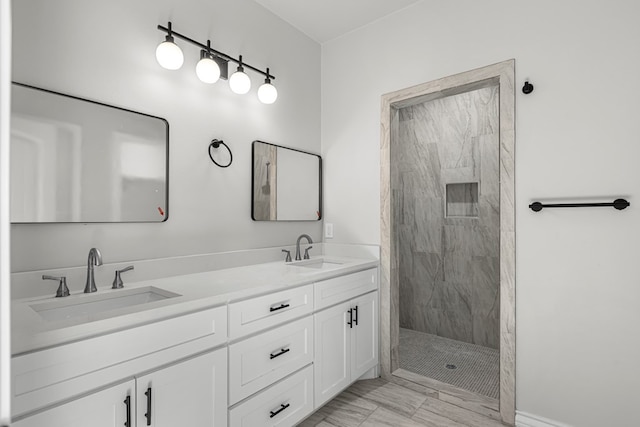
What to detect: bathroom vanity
<box><xmin>10</xmin><ymin>256</ymin><xmax>379</xmax><ymax>426</ymax></box>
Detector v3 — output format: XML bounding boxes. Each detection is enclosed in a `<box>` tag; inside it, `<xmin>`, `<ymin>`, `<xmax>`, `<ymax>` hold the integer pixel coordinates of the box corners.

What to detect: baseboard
<box><xmin>516</xmin><ymin>411</ymin><xmax>573</xmax><ymax>427</ymax></box>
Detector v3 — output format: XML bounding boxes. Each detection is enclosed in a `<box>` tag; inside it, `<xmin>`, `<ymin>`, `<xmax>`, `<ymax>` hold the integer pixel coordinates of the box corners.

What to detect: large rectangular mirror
<box><xmin>10</xmin><ymin>83</ymin><xmax>169</xmax><ymax>223</ymax></box>
<box><xmin>252</xmin><ymin>140</ymin><xmax>322</xmax><ymax>221</ymax></box>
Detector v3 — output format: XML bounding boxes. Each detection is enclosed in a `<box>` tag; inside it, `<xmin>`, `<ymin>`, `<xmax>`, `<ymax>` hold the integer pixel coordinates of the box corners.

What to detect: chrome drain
<box><xmin>445</xmin><ymin>364</ymin><xmax>457</xmax><ymax>370</ymax></box>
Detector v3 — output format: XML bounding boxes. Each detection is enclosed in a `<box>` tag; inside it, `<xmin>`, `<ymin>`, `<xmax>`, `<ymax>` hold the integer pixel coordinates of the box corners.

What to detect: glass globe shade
<box><xmin>229</xmin><ymin>70</ymin><xmax>251</xmax><ymax>94</ymax></box>
<box><xmin>258</xmin><ymin>82</ymin><xmax>278</xmax><ymax>104</ymax></box>
<box><xmin>155</xmin><ymin>38</ymin><xmax>184</xmax><ymax>70</ymax></box>
<box><xmin>196</xmin><ymin>57</ymin><xmax>221</xmax><ymax>83</ymax></box>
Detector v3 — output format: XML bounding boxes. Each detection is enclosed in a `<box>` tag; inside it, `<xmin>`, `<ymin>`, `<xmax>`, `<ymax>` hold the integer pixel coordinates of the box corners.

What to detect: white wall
<box><xmin>11</xmin><ymin>0</ymin><xmax>321</xmax><ymax>272</ymax></box>
<box><xmin>321</xmin><ymin>1</ymin><xmax>640</xmax><ymax>426</ymax></box>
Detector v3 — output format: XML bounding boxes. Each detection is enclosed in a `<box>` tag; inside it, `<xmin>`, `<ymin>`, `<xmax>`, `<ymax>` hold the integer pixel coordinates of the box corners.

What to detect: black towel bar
<box><xmin>529</xmin><ymin>199</ymin><xmax>630</xmax><ymax>212</ymax></box>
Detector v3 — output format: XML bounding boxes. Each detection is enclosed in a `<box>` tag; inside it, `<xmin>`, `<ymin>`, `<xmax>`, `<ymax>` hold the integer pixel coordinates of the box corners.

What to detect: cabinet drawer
<box><xmin>229</xmin><ymin>316</ymin><xmax>313</xmax><ymax>405</ymax></box>
<box><xmin>229</xmin><ymin>285</ymin><xmax>313</xmax><ymax>339</ymax></box>
<box><xmin>314</xmin><ymin>268</ymin><xmax>377</xmax><ymax>310</ymax></box>
<box><xmin>229</xmin><ymin>365</ymin><xmax>313</xmax><ymax>427</ymax></box>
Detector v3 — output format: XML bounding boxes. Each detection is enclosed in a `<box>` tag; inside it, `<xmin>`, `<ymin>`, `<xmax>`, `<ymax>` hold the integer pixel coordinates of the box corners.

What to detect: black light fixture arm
<box><xmin>157</xmin><ymin>22</ymin><xmax>275</xmax><ymax>80</ymax></box>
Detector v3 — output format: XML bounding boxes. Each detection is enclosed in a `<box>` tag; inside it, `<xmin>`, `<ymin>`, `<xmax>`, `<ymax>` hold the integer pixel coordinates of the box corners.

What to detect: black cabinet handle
<box><xmin>144</xmin><ymin>387</ymin><xmax>152</xmax><ymax>426</ymax></box>
<box><xmin>353</xmin><ymin>305</ymin><xmax>359</xmax><ymax>326</ymax></box>
<box><xmin>270</xmin><ymin>303</ymin><xmax>290</xmax><ymax>312</ymax></box>
<box><xmin>347</xmin><ymin>308</ymin><xmax>353</xmax><ymax>328</ymax></box>
<box><xmin>269</xmin><ymin>403</ymin><xmax>290</xmax><ymax>418</ymax></box>
<box><xmin>123</xmin><ymin>395</ymin><xmax>131</xmax><ymax>427</ymax></box>
<box><xmin>270</xmin><ymin>347</ymin><xmax>291</xmax><ymax>359</ymax></box>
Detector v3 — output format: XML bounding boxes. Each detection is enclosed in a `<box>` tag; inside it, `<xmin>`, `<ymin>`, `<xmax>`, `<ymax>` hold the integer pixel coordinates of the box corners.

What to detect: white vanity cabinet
<box><xmin>12</xmin><ymin>305</ymin><xmax>228</xmax><ymax>426</ymax></box>
<box><xmin>12</xmin><ymin>380</ymin><xmax>135</xmax><ymax>427</ymax></box>
<box><xmin>12</xmin><ymin>261</ymin><xmax>380</xmax><ymax>427</ymax></box>
<box><xmin>13</xmin><ymin>349</ymin><xmax>228</xmax><ymax>427</ymax></box>
<box><xmin>313</xmin><ymin>269</ymin><xmax>378</xmax><ymax>408</ymax></box>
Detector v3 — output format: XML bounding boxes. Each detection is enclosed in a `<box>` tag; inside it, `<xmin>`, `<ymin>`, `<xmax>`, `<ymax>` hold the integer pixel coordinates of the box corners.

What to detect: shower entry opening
<box><xmin>380</xmin><ymin>60</ymin><xmax>515</xmax><ymax>426</ymax></box>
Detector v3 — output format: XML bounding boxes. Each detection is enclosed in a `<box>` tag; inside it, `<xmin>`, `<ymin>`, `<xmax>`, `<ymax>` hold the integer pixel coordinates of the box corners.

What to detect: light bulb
<box><xmin>156</xmin><ymin>35</ymin><xmax>184</xmax><ymax>70</ymax></box>
<box><xmin>229</xmin><ymin>68</ymin><xmax>251</xmax><ymax>94</ymax></box>
<box><xmin>196</xmin><ymin>52</ymin><xmax>221</xmax><ymax>84</ymax></box>
<box><xmin>258</xmin><ymin>81</ymin><xmax>278</xmax><ymax>104</ymax></box>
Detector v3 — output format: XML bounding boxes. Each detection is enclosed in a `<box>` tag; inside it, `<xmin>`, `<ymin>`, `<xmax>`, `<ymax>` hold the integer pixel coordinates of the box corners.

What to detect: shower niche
<box><xmin>445</xmin><ymin>182</ymin><xmax>479</xmax><ymax>218</ymax></box>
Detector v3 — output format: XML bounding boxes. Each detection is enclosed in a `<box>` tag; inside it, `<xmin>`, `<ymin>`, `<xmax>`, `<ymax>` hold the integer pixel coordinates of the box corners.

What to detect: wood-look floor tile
<box><xmin>321</xmin><ymin>390</ymin><xmax>378</xmax><ymax>427</ymax></box>
<box><xmin>297</xmin><ymin>409</ymin><xmax>328</xmax><ymax>427</ymax></box>
<box><xmin>417</xmin><ymin>396</ymin><xmax>506</xmax><ymax>427</ymax></box>
<box><xmin>360</xmin><ymin>407</ymin><xmax>427</xmax><ymax>427</ymax></box>
<box><xmin>346</xmin><ymin>378</ymin><xmax>428</xmax><ymax>418</ymax></box>
<box><xmin>438</xmin><ymin>391</ymin><xmax>502</xmax><ymax>421</ymax></box>
<box><xmin>299</xmin><ymin>377</ymin><xmax>508</xmax><ymax>427</ymax></box>
<box><xmin>410</xmin><ymin>406</ymin><xmax>469</xmax><ymax>427</ymax></box>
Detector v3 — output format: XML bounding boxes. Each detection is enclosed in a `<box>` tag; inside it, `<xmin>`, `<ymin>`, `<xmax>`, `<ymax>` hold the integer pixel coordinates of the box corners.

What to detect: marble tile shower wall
<box><xmin>392</xmin><ymin>86</ymin><xmax>500</xmax><ymax>349</ymax></box>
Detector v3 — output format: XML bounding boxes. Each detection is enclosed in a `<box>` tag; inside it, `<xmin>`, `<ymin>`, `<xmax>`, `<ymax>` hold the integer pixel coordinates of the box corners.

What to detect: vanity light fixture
<box><xmin>229</xmin><ymin>55</ymin><xmax>251</xmax><ymax>95</ymax></box>
<box><xmin>156</xmin><ymin>22</ymin><xmax>278</xmax><ymax>104</ymax></box>
<box><xmin>155</xmin><ymin>22</ymin><xmax>184</xmax><ymax>70</ymax></box>
<box><xmin>195</xmin><ymin>41</ymin><xmax>221</xmax><ymax>84</ymax></box>
<box><xmin>258</xmin><ymin>68</ymin><xmax>278</xmax><ymax>104</ymax></box>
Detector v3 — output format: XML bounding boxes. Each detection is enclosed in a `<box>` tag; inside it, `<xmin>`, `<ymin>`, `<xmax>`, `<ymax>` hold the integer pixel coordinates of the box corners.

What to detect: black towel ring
<box><xmin>208</xmin><ymin>139</ymin><xmax>233</xmax><ymax>168</ymax></box>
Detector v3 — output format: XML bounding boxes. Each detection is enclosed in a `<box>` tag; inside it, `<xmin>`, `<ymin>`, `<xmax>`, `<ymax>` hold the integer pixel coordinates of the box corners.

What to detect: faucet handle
<box><xmin>42</xmin><ymin>275</ymin><xmax>70</xmax><ymax>298</ymax></box>
<box><xmin>303</xmin><ymin>246</ymin><xmax>313</xmax><ymax>260</ymax></box>
<box><xmin>112</xmin><ymin>266</ymin><xmax>134</xmax><ymax>289</ymax></box>
<box><xmin>281</xmin><ymin>249</ymin><xmax>292</xmax><ymax>263</ymax></box>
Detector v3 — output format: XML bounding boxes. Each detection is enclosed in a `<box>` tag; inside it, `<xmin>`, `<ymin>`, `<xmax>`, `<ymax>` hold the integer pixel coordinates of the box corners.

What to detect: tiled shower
<box><xmin>392</xmin><ymin>84</ymin><xmax>500</xmax><ymax>397</ymax></box>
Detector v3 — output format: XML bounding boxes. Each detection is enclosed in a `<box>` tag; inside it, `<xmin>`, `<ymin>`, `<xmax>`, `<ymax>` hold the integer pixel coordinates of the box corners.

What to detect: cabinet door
<box><xmin>314</xmin><ymin>300</ymin><xmax>351</xmax><ymax>407</ymax></box>
<box><xmin>12</xmin><ymin>380</ymin><xmax>134</xmax><ymax>427</ymax></box>
<box><xmin>136</xmin><ymin>348</ymin><xmax>227</xmax><ymax>427</ymax></box>
<box><xmin>351</xmin><ymin>291</ymin><xmax>378</xmax><ymax>380</ymax></box>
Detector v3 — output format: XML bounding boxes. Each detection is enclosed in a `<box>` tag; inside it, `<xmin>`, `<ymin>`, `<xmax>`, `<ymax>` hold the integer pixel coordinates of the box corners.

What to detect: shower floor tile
<box><xmin>399</xmin><ymin>328</ymin><xmax>499</xmax><ymax>399</ymax></box>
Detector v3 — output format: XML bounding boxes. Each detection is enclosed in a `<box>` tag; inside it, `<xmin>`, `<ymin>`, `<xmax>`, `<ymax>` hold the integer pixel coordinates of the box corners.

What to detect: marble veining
<box><xmin>379</xmin><ymin>60</ymin><xmax>516</xmax><ymax>426</ymax></box>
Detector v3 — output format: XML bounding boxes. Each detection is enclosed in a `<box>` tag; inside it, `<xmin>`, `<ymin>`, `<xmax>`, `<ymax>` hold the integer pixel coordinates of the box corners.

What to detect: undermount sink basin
<box><xmin>291</xmin><ymin>259</ymin><xmax>345</xmax><ymax>270</ymax></box>
<box><xmin>29</xmin><ymin>286</ymin><xmax>181</xmax><ymax>322</ymax></box>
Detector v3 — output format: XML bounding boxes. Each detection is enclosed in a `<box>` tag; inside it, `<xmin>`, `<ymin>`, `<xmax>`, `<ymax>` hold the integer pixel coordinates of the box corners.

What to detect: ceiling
<box><xmin>253</xmin><ymin>0</ymin><xmax>423</xmax><ymax>44</ymax></box>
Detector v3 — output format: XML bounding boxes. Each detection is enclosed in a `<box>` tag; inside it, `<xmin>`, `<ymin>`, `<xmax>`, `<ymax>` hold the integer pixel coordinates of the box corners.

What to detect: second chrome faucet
<box><xmin>85</xmin><ymin>247</ymin><xmax>103</xmax><ymax>293</ymax></box>
<box><xmin>295</xmin><ymin>234</ymin><xmax>313</xmax><ymax>261</ymax></box>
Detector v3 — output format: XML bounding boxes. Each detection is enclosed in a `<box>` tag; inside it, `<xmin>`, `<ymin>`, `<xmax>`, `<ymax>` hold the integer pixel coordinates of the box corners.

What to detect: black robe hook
<box><xmin>522</xmin><ymin>81</ymin><xmax>534</xmax><ymax>94</ymax></box>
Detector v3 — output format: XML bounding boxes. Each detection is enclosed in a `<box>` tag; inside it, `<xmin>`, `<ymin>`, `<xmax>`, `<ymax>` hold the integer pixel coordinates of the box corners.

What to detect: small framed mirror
<box><xmin>251</xmin><ymin>140</ymin><xmax>322</xmax><ymax>221</ymax></box>
<box><xmin>10</xmin><ymin>83</ymin><xmax>169</xmax><ymax>223</ymax></box>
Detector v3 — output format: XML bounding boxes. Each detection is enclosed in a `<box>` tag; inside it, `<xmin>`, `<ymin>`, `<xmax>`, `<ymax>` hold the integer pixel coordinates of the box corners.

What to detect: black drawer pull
<box><xmin>353</xmin><ymin>305</ymin><xmax>359</xmax><ymax>326</ymax></box>
<box><xmin>347</xmin><ymin>308</ymin><xmax>353</xmax><ymax>328</ymax></box>
<box><xmin>123</xmin><ymin>395</ymin><xmax>131</xmax><ymax>427</ymax></box>
<box><xmin>270</xmin><ymin>303</ymin><xmax>290</xmax><ymax>312</ymax></box>
<box><xmin>144</xmin><ymin>387</ymin><xmax>152</xmax><ymax>425</ymax></box>
<box><xmin>270</xmin><ymin>347</ymin><xmax>290</xmax><ymax>359</ymax></box>
<box><xmin>269</xmin><ymin>403</ymin><xmax>290</xmax><ymax>418</ymax></box>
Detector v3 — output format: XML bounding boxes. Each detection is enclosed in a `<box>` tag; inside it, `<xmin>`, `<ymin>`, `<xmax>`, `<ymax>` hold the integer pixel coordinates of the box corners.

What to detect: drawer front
<box><xmin>314</xmin><ymin>268</ymin><xmax>378</xmax><ymax>310</ymax></box>
<box><xmin>229</xmin><ymin>285</ymin><xmax>313</xmax><ymax>339</ymax></box>
<box><xmin>229</xmin><ymin>365</ymin><xmax>313</xmax><ymax>427</ymax></box>
<box><xmin>229</xmin><ymin>316</ymin><xmax>313</xmax><ymax>405</ymax></box>
<box><xmin>12</xmin><ymin>305</ymin><xmax>227</xmax><ymax>416</ymax></box>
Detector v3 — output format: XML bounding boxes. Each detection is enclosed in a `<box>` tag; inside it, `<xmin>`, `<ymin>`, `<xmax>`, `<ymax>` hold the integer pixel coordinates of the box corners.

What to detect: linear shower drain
<box><xmin>445</xmin><ymin>364</ymin><xmax>457</xmax><ymax>370</ymax></box>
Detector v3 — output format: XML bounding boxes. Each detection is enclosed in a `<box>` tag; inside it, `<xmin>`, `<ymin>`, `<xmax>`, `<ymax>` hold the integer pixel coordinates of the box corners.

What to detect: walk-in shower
<box><xmin>380</xmin><ymin>60</ymin><xmax>516</xmax><ymax>425</ymax></box>
<box><xmin>392</xmin><ymin>85</ymin><xmax>500</xmax><ymax>398</ymax></box>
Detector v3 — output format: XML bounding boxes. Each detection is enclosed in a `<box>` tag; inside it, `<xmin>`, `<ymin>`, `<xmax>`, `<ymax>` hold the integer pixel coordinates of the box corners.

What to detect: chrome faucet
<box><xmin>295</xmin><ymin>234</ymin><xmax>313</xmax><ymax>261</ymax></box>
<box><xmin>84</xmin><ymin>247</ymin><xmax>103</xmax><ymax>293</ymax></box>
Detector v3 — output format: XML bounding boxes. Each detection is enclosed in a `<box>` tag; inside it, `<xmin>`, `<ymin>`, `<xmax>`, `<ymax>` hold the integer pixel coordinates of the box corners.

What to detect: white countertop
<box><xmin>12</xmin><ymin>256</ymin><xmax>378</xmax><ymax>356</ymax></box>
